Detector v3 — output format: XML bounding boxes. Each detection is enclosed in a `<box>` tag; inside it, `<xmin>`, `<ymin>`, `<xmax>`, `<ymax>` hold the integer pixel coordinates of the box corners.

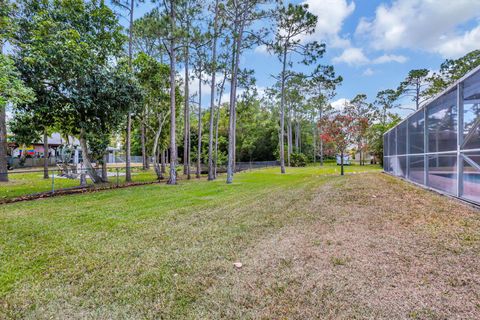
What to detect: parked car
<box><xmin>336</xmin><ymin>154</ymin><xmax>350</xmax><ymax>165</ymax></box>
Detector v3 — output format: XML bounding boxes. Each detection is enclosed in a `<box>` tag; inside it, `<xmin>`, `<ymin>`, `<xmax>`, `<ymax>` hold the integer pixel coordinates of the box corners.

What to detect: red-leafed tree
<box><xmin>319</xmin><ymin>113</ymin><xmax>359</xmax><ymax>175</ymax></box>
<box><xmin>345</xmin><ymin>94</ymin><xmax>375</xmax><ymax>166</ymax></box>
<box><xmin>356</xmin><ymin>116</ymin><xmax>370</xmax><ymax>165</ymax></box>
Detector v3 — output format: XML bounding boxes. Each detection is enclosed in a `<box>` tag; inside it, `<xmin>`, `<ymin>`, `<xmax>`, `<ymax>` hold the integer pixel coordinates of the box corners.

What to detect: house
<box><xmin>8</xmin><ymin>132</ymin><xmax>121</xmax><ymax>168</ymax></box>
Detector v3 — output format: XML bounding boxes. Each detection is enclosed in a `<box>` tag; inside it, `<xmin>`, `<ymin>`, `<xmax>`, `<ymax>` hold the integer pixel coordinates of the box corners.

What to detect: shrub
<box><xmin>290</xmin><ymin>152</ymin><xmax>308</xmax><ymax>167</ymax></box>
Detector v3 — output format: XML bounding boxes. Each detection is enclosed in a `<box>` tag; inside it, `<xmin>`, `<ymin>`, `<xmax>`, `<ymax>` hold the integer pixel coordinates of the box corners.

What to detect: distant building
<box><xmin>8</xmin><ymin>132</ymin><xmax>122</xmax><ymax>168</ymax></box>
<box><xmin>9</xmin><ymin>133</ymin><xmax>80</xmax><ymax>158</ymax></box>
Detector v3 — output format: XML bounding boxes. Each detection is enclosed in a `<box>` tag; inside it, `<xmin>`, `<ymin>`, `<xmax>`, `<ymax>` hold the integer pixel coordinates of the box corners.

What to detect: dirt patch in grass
<box><xmin>192</xmin><ymin>173</ymin><xmax>480</xmax><ymax>319</ymax></box>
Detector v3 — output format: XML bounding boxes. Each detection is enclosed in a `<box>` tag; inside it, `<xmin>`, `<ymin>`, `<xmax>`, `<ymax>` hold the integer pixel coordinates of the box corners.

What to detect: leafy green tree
<box><xmin>396</xmin><ymin>69</ymin><xmax>430</xmax><ymax>110</ymax></box>
<box><xmin>9</xmin><ymin>111</ymin><xmax>40</xmax><ymax>157</ymax></box>
<box><xmin>191</xmin><ymin>30</ymin><xmax>209</xmax><ymax>179</ymax></box>
<box><xmin>426</xmin><ymin>50</ymin><xmax>480</xmax><ymax>97</ymax></box>
<box><xmin>213</xmin><ymin>44</ymin><xmax>232</xmax><ymax>177</ymax></box>
<box><xmin>270</xmin><ymin>2</ymin><xmax>325</xmax><ymax>174</ymax></box>
<box><xmin>0</xmin><ymin>0</ymin><xmax>16</xmax><ymax>45</ymax></box>
<box><xmin>345</xmin><ymin>94</ymin><xmax>376</xmax><ymax>165</ymax></box>
<box><xmin>223</xmin><ymin>0</ymin><xmax>269</xmax><ymax>184</ymax></box>
<box><xmin>132</xmin><ymin>10</ymin><xmax>164</xmax><ymax>59</ymax></box>
<box><xmin>156</xmin><ymin>0</ymin><xmax>187</xmax><ymax>185</ymax></box>
<box><xmin>283</xmin><ymin>73</ymin><xmax>307</xmax><ymax>166</ymax></box>
<box><xmin>319</xmin><ymin>113</ymin><xmax>359</xmax><ymax>176</ymax></box>
<box><xmin>14</xmin><ymin>0</ymin><xmax>140</xmax><ymax>183</ymax></box>
<box><xmin>64</xmin><ymin>66</ymin><xmax>142</xmax><ymax>182</ymax></box>
<box><xmin>236</xmin><ymin>95</ymin><xmax>278</xmax><ymax>162</ymax></box>
<box><xmin>1</xmin><ymin>0</ymin><xmax>35</xmax><ymax>181</ymax></box>
<box><xmin>131</xmin><ymin>8</ymin><xmax>167</xmax><ymax>170</ymax></box>
<box><xmin>207</xmin><ymin>0</ymin><xmax>221</xmax><ymax>180</ymax></box>
<box><xmin>375</xmin><ymin>89</ymin><xmax>398</xmax><ymax>126</ymax></box>
<box><xmin>112</xmin><ymin>0</ymin><xmax>145</xmax><ymax>182</ymax></box>
<box><xmin>308</xmin><ymin>65</ymin><xmax>342</xmax><ymax>165</ymax></box>
<box><xmin>366</xmin><ymin>115</ymin><xmax>401</xmax><ymax>166</ymax></box>
<box><xmin>177</xmin><ymin>0</ymin><xmax>203</xmax><ymax>180</ymax></box>
<box><xmin>133</xmin><ymin>52</ymin><xmax>172</xmax><ymax>180</ymax></box>
<box><xmin>8</xmin><ymin>99</ymin><xmax>54</xmax><ymax>179</ymax></box>
<box><xmin>0</xmin><ymin>55</ymin><xmax>35</xmax><ymax>182</ymax></box>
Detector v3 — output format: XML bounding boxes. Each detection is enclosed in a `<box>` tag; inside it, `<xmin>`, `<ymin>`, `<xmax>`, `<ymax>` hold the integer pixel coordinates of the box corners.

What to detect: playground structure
<box><xmin>56</xmin><ymin>144</ymin><xmax>85</xmax><ymax>179</ymax></box>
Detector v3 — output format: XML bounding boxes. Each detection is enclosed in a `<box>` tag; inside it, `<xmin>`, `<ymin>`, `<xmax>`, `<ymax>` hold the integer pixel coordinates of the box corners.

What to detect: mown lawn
<box><xmin>0</xmin><ymin>162</ymin><xmax>375</xmax><ymax>201</ymax></box>
<box><xmin>1</xmin><ymin>164</ymin><xmax>479</xmax><ymax>319</ymax></box>
<box><xmin>0</xmin><ymin>168</ymin><xmax>160</xmax><ymax>200</ymax></box>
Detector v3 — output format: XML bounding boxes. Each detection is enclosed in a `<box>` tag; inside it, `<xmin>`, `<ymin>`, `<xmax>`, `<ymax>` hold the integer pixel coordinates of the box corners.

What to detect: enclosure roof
<box><xmin>385</xmin><ymin>64</ymin><xmax>480</xmax><ymax>136</ymax></box>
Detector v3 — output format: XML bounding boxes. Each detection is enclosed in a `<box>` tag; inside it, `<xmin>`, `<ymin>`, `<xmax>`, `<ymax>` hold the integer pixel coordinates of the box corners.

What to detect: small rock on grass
<box><xmin>233</xmin><ymin>262</ymin><xmax>243</xmax><ymax>269</ymax></box>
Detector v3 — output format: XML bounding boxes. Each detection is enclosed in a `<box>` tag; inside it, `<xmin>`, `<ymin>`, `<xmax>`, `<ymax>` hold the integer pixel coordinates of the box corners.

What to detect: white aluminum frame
<box><xmin>384</xmin><ymin>65</ymin><xmax>480</xmax><ymax>206</ymax></box>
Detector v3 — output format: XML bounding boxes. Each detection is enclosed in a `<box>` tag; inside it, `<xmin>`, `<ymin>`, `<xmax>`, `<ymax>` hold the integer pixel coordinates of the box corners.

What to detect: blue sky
<box><xmin>113</xmin><ymin>0</ymin><xmax>480</xmax><ymax>118</ymax></box>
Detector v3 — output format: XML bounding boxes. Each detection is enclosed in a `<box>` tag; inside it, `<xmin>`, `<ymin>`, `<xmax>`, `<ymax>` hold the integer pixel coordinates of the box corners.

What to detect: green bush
<box><xmin>291</xmin><ymin>152</ymin><xmax>308</xmax><ymax>167</ymax></box>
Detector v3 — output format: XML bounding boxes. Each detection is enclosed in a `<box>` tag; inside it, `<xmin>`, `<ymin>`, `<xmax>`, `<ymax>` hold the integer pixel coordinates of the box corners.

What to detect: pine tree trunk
<box><xmin>183</xmin><ymin>45</ymin><xmax>190</xmax><ymax>178</ymax></box>
<box><xmin>226</xmin><ymin>20</ymin><xmax>245</xmax><ymax>184</ymax></box>
<box><xmin>232</xmin><ymin>98</ymin><xmax>236</xmax><ymax>173</ymax></box>
<box><xmin>125</xmin><ymin>0</ymin><xmax>135</xmax><ymax>183</ymax></box>
<box><xmin>167</xmin><ymin>2</ymin><xmax>177</xmax><ymax>185</ymax></box>
<box><xmin>154</xmin><ymin>149</ymin><xmax>163</xmax><ymax>180</ymax></box>
<box><xmin>141</xmin><ymin>114</ymin><xmax>148</xmax><ymax>170</ymax></box>
<box><xmin>0</xmin><ymin>42</ymin><xmax>7</xmax><ymax>182</ymax></box>
<box><xmin>208</xmin><ymin>0</ymin><xmax>219</xmax><ymax>181</ymax></box>
<box><xmin>102</xmin><ymin>154</ymin><xmax>108</xmax><ymax>182</ymax></box>
<box><xmin>187</xmin><ymin>114</ymin><xmax>191</xmax><ymax>179</ymax></box>
<box><xmin>287</xmin><ymin>108</ymin><xmax>292</xmax><ymax>166</ymax></box>
<box><xmin>152</xmin><ymin>121</ymin><xmax>162</xmax><ymax>180</ymax></box>
<box><xmin>319</xmin><ymin>106</ymin><xmax>324</xmax><ymax>166</ymax></box>
<box><xmin>0</xmin><ymin>103</ymin><xmax>8</xmax><ymax>182</ymax></box>
<box><xmin>295</xmin><ymin>120</ymin><xmax>300</xmax><ymax>152</ymax></box>
<box><xmin>43</xmin><ymin>130</ymin><xmax>49</xmax><ymax>179</ymax></box>
<box><xmin>196</xmin><ymin>68</ymin><xmax>202</xmax><ymax>179</ymax></box>
<box><xmin>214</xmin><ymin>106</ymin><xmax>219</xmax><ymax>178</ymax></box>
<box><xmin>312</xmin><ymin>113</ymin><xmax>316</xmax><ymax>163</ymax></box>
<box><xmin>214</xmin><ymin>69</ymin><xmax>227</xmax><ymax>179</ymax></box>
<box><xmin>279</xmin><ymin>46</ymin><xmax>287</xmax><ymax>174</ymax></box>
<box><xmin>125</xmin><ymin>114</ymin><xmax>132</xmax><ymax>181</ymax></box>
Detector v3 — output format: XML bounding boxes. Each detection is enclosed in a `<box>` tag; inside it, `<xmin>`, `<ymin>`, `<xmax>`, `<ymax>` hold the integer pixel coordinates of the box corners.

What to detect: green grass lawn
<box><xmin>0</xmin><ymin>168</ymin><xmax>161</xmax><ymax>200</ymax></box>
<box><xmin>0</xmin><ymin>163</ymin><xmax>377</xmax><ymax>201</ymax></box>
<box><xmin>2</xmin><ymin>164</ymin><xmax>478</xmax><ymax>319</ymax></box>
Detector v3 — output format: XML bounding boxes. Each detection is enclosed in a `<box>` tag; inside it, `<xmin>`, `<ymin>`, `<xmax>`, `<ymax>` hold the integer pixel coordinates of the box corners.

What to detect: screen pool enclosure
<box><xmin>384</xmin><ymin>65</ymin><xmax>480</xmax><ymax>205</ymax></box>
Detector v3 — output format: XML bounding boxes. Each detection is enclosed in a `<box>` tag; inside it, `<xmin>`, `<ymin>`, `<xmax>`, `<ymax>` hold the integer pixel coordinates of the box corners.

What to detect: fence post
<box><xmin>116</xmin><ymin>168</ymin><xmax>119</xmax><ymax>187</ymax></box>
<box><xmin>51</xmin><ymin>170</ymin><xmax>55</xmax><ymax>193</ymax></box>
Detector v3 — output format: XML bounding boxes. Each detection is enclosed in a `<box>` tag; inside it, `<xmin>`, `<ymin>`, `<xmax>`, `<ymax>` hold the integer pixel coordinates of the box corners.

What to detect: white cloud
<box><xmin>332</xmin><ymin>47</ymin><xmax>369</xmax><ymax>65</ymax></box>
<box><xmin>333</xmin><ymin>48</ymin><xmax>408</xmax><ymax>66</ymax></box>
<box><xmin>301</xmin><ymin>0</ymin><xmax>355</xmax><ymax>48</ymax></box>
<box><xmin>362</xmin><ymin>68</ymin><xmax>374</xmax><ymax>76</ymax></box>
<box><xmin>435</xmin><ymin>25</ymin><xmax>480</xmax><ymax>57</ymax></box>
<box><xmin>331</xmin><ymin>98</ymin><xmax>350</xmax><ymax>111</ymax></box>
<box><xmin>372</xmin><ymin>54</ymin><xmax>407</xmax><ymax>64</ymax></box>
<box><xmin>356</xmin><ymin>0</ymin><xmax>480</xmax><ymax>58</ymax></box>
<box><xmin>254</xmin><ymin>44</ymin><xmax>270</xmax><ymax>55</ymax></box>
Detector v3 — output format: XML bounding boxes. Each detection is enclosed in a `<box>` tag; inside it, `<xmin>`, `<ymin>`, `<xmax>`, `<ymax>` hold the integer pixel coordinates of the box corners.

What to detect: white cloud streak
<box><xmin>355</xmin><ymin>0</ymin><xmax>480</xmax><ymax>58</ymax></box>
<box><xmin>301</xmin><ymin>0</ymin><xmax>355</xmax><ymax>48</ymax></box>
<box><xmin>332</xmin><ymin>49</ymin><xmax>407</xmax><ymax>66</ymax></box>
